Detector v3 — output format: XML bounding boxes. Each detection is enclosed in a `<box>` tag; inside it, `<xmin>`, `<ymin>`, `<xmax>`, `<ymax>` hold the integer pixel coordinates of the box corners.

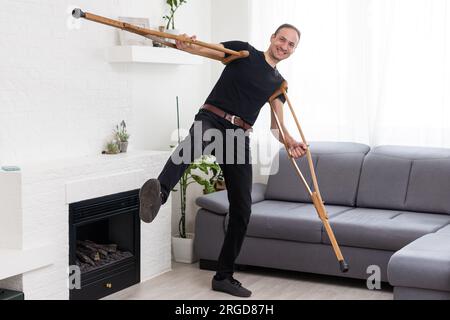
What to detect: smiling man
<box><xmin>139</xmin><ymin>24</ymin><xmax>306</xmax><ymax>298</ymax></box>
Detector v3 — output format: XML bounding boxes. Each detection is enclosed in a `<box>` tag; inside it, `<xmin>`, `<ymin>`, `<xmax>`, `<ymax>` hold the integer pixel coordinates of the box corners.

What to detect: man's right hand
<box><xmin>175</xmin><ymin>34</ymin><xmax>197</xmax><ymax>52</ymax></box>
<box><xmin>174</xmin><ymin>34</ymin><xmax>226</xmax><ymax>60</ymax></box>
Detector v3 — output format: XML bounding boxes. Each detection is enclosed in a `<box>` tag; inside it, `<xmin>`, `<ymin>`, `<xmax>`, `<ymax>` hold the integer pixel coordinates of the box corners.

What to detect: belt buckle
<box><xmin>230</xmin><ymin>115</ymin><xmax>242</xmax><ymax>127</ymax></box>
<box><xmin>224</xmin><ymin>112</ymin><xmax>243</xmax><ymax>128</ymax></box>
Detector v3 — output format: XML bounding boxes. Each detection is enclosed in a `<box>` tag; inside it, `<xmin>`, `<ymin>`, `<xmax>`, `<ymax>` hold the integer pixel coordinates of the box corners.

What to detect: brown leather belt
<box><xmin>201</xmin><ymin>104</ymin><xmax>253</xmax><ymax>131</ymax></box>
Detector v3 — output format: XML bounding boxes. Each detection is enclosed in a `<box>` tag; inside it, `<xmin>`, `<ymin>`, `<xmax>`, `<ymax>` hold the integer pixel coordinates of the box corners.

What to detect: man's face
<box><xmin>269</xmin><ymin>28</ymin><xmax>300</xmax><ymax>62</ymax></box>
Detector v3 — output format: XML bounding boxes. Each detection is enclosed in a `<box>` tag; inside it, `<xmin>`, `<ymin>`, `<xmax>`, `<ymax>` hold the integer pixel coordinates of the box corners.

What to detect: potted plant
<box><xmin>172</xmin><ymin>155</ymin><xmax>224</xmax><ymax>263</ymax></box>
<box><xmin>163</xmin><ymin>0</ymin><xmax>187</xmax><ymax>42</ymax></box>
<box><xmin>178</xmin><ymin>155</ymin><xmax>223</xmax><ymax>237</ymax></box>
<box><xmin>115</xmin><ymin>120</ymin><xmax>130</xmax><ymax>153</ymax></box>
<box><xmin>104</xmin><ymin>140</ymin><xmax>120</xmax><ymax>155</ymax></box>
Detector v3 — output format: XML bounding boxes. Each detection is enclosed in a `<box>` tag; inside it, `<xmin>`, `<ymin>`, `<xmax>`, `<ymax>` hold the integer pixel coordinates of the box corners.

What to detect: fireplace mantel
<box><xmin>0</xmin><ymin>246</ymin><xmax>55</xmax><ymax>281</ymax></box>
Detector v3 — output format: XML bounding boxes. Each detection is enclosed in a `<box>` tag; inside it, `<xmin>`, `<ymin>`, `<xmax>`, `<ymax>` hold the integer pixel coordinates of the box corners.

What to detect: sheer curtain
<box><xmin>249</xmin><ymin>0</ymin><xmax>450</xmax><ymax>148</ymax></box>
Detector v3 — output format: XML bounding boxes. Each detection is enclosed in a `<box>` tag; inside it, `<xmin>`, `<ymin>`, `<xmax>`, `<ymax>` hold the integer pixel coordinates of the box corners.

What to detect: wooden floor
<box><xmin>105</xmin><ymin>262</ymin><xmax>393</xmax><ymax>300</ymax></box>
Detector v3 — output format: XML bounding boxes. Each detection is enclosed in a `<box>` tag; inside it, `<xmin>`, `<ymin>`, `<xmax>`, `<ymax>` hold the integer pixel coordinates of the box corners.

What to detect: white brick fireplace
<box><xmin>0</xmin><ymin>151</ymin><xmax>171</xmax><ymax>300</ymax></box>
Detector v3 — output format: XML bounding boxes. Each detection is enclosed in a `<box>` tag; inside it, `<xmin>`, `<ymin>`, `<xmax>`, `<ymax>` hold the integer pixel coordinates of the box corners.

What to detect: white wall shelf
<box><xmin>105</xmin><ymin>46</ymin><xmax>203</xmax><ymax>65</ymax></box>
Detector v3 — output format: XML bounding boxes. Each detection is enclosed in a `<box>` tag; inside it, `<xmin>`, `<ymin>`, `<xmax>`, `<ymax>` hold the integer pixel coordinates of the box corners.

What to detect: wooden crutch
<box><xmin>71</xmin><ymin>8</ymin><xmax>249</xmax><ymax>65</ymax></box>
<box><xmin>269</xmin><ymin>81</ymin><xmax>349</xmax><ymax>273</ymax></box>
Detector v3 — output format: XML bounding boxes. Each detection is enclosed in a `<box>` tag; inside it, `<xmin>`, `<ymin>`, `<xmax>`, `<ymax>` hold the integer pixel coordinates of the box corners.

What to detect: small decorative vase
<box><xmin>119</xmin><ymin>141</ymin><xmax>128</xmax><ymax>153</ymax></box>
<box><xmin>153</xmin><ymin>26</ymin><xmax>167</xmax><ymax>47</ymax></box>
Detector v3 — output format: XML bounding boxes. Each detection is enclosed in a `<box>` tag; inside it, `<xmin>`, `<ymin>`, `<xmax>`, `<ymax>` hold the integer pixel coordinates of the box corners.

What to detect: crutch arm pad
<box><xmin>222</xmin><ymin>50</ymin><xmax>250</xmax><ymax>65</ymax></box>
<box><xmin>269</xmin><ymin>81</ymin><xmax>289</xmax><ymax>102</ymax></box>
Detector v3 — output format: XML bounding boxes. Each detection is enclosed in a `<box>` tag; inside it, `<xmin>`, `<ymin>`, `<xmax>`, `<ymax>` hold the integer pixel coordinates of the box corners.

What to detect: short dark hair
<box><xmin>274</xmin><ymin>24</ymin><xmax>301</xmax><ymax>39</ymax></box>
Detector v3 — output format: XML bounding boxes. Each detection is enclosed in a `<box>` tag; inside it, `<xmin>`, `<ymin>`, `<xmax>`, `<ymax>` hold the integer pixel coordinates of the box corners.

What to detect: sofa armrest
<box><xmin>195</xmin><ymin>183</ymin><xmax>267</xmax><ymax>216</ymax></box>
<box><xmin>251</xmin><ymin>183</ymin><xmax>267</xmax><ymax>204</ymax></box>
<box><xmin>196</xmin><ymin>190</ymin><xmax>229</xmax><ymax>215</ymax></box>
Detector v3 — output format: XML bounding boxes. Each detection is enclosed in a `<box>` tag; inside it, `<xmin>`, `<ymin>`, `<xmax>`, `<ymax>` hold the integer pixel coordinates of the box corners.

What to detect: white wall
<box><xmin>130</xmin><ymin>0</ymin><xmax>213</xmax><ymax>152</ymax></box>
<box><xmin>210</xmin><ymin>0</ymin><xmax>250</xmax><ymax>82</ymax></box>
<box><xmin>0</xmin><ymin>0</ymin><xmax>212</xmax><ymax>166</ymax></box>
<box><xmin>0</xmin><ymin>0</ymin><xmax>128</xmax><ymax>165</ymax></box>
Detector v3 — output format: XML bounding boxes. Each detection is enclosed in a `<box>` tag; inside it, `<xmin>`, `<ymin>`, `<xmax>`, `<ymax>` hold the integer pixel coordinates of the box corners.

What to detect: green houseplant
<box><xmin>105</xmin><ymin>140</ymin><xmax>120</xmax><ymax>155</ymax></box>
<box><xmin>177</xmin><ymin>155</ymin><xmax>223</xmax><ymax>238</ymax></box>
<box><xmin>172</xmin><ymin>154</ymin><xmax>223</xmax><ymax>264</ymax></box>
<box><xmin>163</xmin><ymin>0</ymin><xmax>187</xmax><ymax>30</ymax></box>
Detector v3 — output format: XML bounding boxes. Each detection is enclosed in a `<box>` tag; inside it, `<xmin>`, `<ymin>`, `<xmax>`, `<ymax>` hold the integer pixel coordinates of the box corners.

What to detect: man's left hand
<box><xmin>287</xmin><ymin>140</ymin><xmax>308</xmax><ymax>159</ymax></box>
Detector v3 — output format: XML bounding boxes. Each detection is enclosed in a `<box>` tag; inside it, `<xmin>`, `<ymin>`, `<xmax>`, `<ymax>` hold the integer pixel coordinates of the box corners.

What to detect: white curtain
<box><xmin>249</xmin><ymin>0</ymin><xmax>450</xmax><ymax>148</ymax></box>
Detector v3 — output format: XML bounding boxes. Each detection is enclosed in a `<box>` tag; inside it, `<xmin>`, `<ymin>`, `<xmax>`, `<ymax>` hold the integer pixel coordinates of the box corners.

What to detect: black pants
<box><xmin>158</xmin><ymin>109</ymin><xmax>252</xmax><ymax>278</ymax></box>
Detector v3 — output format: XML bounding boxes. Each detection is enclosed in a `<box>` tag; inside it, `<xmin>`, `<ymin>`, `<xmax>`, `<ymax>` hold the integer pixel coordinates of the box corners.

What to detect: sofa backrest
<box><xmin>357</xmin><ymin>146</ymin><xmax>450</xmax><ymax>214</ymax></box>
<box><xmin>265</xmin><ymin>142</ymin><xmax>370</xmax><ymax>206</ymax></box>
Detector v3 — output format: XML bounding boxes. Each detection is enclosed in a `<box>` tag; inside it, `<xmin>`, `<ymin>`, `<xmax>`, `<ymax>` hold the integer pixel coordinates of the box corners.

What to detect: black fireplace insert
<box><xmin>69</xmin><ymin>189</ymin><xmax>141</xmax><ymax>300</ymax></box>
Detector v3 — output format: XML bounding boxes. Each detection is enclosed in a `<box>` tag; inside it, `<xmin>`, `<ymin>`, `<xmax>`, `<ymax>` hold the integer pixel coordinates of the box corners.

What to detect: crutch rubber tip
<box><xmin>339</xmin><ymin>260</ymin><xmax>350</xmax><ymax>273</ymax></box>
<box><xmin>72</xmin><ymin>8</ymin><xmax>86</xmax><ymax>19</ymax></box>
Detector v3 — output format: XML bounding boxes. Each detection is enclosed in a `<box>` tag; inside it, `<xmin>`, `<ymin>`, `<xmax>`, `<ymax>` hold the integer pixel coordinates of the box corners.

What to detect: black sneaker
<box><xmin>212</xmin><ymin>277</ymin><xmax>252</xmax><ymax>298</ymax></box>
<box><xmin>139</xmin><ymin>179</ymin><xmax>162</xmax><ymax>223</ymax></box>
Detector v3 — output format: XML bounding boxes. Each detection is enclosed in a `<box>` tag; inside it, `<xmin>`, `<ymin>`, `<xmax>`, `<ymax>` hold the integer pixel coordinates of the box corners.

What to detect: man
<box><xmin>139</xmin><ymin>24</ymin><xmax>307</xmax><ymax>298</ymax></box>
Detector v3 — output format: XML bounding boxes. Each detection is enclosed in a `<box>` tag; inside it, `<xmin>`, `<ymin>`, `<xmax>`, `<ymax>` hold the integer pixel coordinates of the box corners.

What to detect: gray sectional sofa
<box><xmin>194</xmin><ymin>142</ymin><xmax>450</xmax><ymax>300</ymax></box>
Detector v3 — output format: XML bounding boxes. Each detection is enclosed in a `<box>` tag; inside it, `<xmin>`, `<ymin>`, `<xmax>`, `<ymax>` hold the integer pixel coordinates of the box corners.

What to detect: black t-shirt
<box><xmin>205</xmin><ymin>41</ymin><xmax>286</xmax><ymax>126</ymax></box>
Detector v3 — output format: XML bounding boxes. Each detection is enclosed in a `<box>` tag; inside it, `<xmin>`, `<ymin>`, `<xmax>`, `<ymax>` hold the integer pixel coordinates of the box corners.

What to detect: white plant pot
<box><xmin>172</xmin><ymin>233</ymin><xmax>198</xmax><ymax>264</ymax></box>
<box><xmin>166</xmin><ymin>28</ymin><xmax>180</xmax><ymax>44</ymax></box>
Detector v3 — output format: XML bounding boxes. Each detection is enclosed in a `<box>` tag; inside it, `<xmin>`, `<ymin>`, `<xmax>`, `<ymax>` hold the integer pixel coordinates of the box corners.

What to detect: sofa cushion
<box><xmin>265</xmin><ymin>142</ymin><xmax>370</xmax><ymax>206</ymax></box>
<box><xmin>405</xmin><ymin>159</ymin><xmax>450</xmax><ymax>214</ymax></box>
<box><xmin>388</xmin><ymin>233</ymin><xmax>450</xmax><ymax>292</ymax></box>
<box><xmin>322</xmin><ymin>208</ymin><xmax>450</xmax><ymax>251</ymax></box>
<box><xmin>357</xmin><ymin>146</ymin><xmax>450</xmax><ymax>214</ymax></box>
<box><xmin>196</xmin><ymin>183</ymin><xmax>267</xmax><ymax>215</ymax></box>
<box><xmin>245</xmin><ymin>200</ymin><xmax>352</xmax><ymax>244</ymax></box>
